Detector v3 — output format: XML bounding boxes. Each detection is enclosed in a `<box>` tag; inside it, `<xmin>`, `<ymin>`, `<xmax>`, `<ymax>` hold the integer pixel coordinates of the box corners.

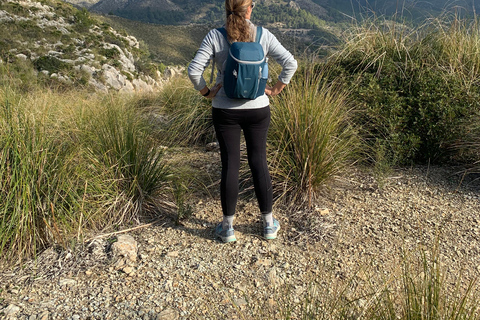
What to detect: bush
<box><xmin>135</xmin><ymin>60</ymin><xmax>159</xmax><ymax>79</ymax></box>
<box><xmin>99</xmin><ymin>47</ymin><xmax>120</xmax><ymax>60</ymax></box>
<box><xmin>353</xmin><ymin>64</ymin><xmax>480</xmax><ymax>164</ymax></box>
<box><xmin>33</xmin><ymin>55</ymin><xmax>70</xmax><ymax>73</ymax></box>
<box><xmin>324</xmin><ymin>18</ymin><xmax>480</xmax><ymax>165</ymax></box>
<box><xmin>74</xmin><ymin>8</ymin><xmax>94</xmax><ymax>32</ymax></box>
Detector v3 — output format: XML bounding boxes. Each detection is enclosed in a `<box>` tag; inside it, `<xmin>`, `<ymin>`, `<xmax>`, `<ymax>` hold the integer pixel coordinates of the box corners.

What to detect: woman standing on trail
<box><xmin>188</xmin><ymin>0</ymin><xmax>297</xmax><ymax>242</ymax></box>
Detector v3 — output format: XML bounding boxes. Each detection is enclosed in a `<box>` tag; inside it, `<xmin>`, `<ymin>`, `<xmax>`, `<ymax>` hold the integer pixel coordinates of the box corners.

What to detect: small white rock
<box><xmin>3</xmin><ymin>304</ymin><xmax>20</xmax><ymax>316</ymax></box>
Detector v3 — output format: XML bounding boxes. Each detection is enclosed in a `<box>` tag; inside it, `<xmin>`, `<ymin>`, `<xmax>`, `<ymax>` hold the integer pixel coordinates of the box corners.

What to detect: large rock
<box><xmin>0</xmin><ymin>10</ymin><xmax>14</xmax><ymax>23</ymax></box>
<box><xmin>119</xmin><ymin>79</ymin><xmax>135</xmax><ymax>93</ymax></box>
<box><xmin>2</xmin><ymin>304</ymin><xmax>20</xmax><ymax>316</ymax></box>
<box><xmin>76</xmin><ymin>64</ymin><xmax>97</xmax><ymax>76</ymax></box>
<box><xmin>103</xmin><ymin>43</ymin><xmax>135</xmax><ymax>72</ymax></box>
<box><xmin>156</xmin><ymin>308</ymin><xmax>179</xmax><ymax>320</ymax></box>
<box><xmin>132</xmin><ymin>78</ymin><xmax>153</xmax><ymax>92</ymax></box>
<box><xmin>89</xmin><ymin>77</ymin><xmax>108</xmax><ymax>92</ymax></box>
<box><xmin>102</xmin><ymin>64</ymin><xmax>126</xmax><ymax>90</ymax></box>
<box><xmin>111</xmin><ymin>234</ymin><xmax>138</xmax><ymax>263</ymax></box>
<box><xmin>163</xmin><ymin>66</ymin><xmax>184</xmax><ymax>79</ymax></box>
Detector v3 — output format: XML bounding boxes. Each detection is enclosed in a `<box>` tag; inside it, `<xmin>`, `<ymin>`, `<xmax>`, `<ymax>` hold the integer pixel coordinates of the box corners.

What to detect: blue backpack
<box><xmin>218</xmin><ymin>26</ymin><xmax>267</xmax><ymax>100</ymax></box>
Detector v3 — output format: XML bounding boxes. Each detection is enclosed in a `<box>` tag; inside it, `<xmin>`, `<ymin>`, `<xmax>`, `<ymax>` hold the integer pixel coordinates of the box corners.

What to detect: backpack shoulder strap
<box><xmin>255</xmin><ymin>26</ymin><xmax>263</xmax><ymax>43</ymax></box>
<box><xmin>217</xmin><ymin>27</ymin><xmax>229</xmax><ymax>45</ymax></box>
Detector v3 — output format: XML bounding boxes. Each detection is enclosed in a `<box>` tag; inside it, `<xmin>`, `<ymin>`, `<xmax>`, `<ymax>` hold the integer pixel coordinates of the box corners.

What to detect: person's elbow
<box><xmin>187</xmin><ymin>62</ymin><xmax>196</xmax><ymax>80</ymax></box>
<box><xmin>289</xmin><ymin>58</ymin><xmax>298</xmax><ymax>73</ymax></box>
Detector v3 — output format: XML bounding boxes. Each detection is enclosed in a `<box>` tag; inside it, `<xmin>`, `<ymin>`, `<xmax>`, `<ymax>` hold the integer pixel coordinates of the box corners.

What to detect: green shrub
<box><xmin>324</xmin><ymin>18</ymin><xmax>480</xmax><ymax>165</ymax></box>
<box><xmin>135</xmin><ymin>60</ymin><xmax>159</xmax><ymax>79</ymax></box>
<box><xmin>33</xmin><ymin>56</ymin><xmax>70</xmax><ymax>73</ymax></box>
<box><xmin>158</xmin><ymin>63</ymin><xmax>167</xmax><ymax>74</ymax></box>
<box><xmin>354</xmin><ymin>65</ymin><xmax>480</xmax><ymax>164</ymax></box>
<box><xmin>2</xmin><ymin>2</ymin><xmax>27</xmax><ymax>16</ymax></box>
<box><xmin>62</xmin><ymin>43</ymin><xmax>77</xmax><ymax>57</ymax></box>
<box><xmin>74</xmin><ymin>8</ymin><xmax>95</xmax><ymax>33</ymax></box>
<box><xmin>99</xmin><ymin>47</ymin><xmax>120</xmax><ymax>60</ymax></box>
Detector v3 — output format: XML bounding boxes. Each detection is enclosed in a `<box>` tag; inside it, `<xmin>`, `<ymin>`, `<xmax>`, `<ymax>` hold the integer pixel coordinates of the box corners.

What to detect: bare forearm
<box><xmin>265</xmin><ymin>81</ymin><xmax>286</xmax><ymax>96</ymax></box>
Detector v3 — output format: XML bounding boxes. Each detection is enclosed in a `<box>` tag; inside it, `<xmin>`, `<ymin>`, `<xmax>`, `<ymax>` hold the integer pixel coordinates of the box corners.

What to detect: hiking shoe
<box><xmin>263</xmin><ymin>218</ymin><xmax>281</xmax><ymax>240</ymax></box>
<box><xmin>215</xmin><ymin>223</ymin><xmax>237</xmax><ymax>243</ymax></box>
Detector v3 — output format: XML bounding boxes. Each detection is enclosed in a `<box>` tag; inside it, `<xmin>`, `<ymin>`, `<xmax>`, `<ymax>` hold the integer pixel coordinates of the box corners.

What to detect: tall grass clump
<box><xmin>324</xmin><ymin>17</ymin><xmax>480</xmax><ymax>166</ymax></box>
<box><xmin>0</xmin><ymin>85</ymin><xmax>170</xmax><ymax>263</ymax></box>
<box><xmin>158</xmin><ymin>75</ymin><xmax>215</xmax><ymax>146</ymax></box>
<box><xmin>268</xmin><ymin>64</ymin><xmax>359</xmax><ymax>205</ymax></box>
<box><xmin>0</xmin><ymin>87</ymin><xmax>96</xmax><ymax>261</ymax></box>
<box><xmin>421</xmin><ymin>15</ymin><xmax>480</xmax><ymax>89</ymax></box>
<box><xmin>395</xmin><ymin>251</ymin><xmax>477</xmax><ymax>319</ymax></box>
<box><xmin>79</xmin><ymin>94</ymin><xmax>170</xmax><ymax>216</ymax></box>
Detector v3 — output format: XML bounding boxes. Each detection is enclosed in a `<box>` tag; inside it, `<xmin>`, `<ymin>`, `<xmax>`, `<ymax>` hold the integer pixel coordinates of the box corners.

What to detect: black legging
<box><xmin>212</xmin><ymin>106</ymin><xmax>273</xmax><ymax>217</ymax></box>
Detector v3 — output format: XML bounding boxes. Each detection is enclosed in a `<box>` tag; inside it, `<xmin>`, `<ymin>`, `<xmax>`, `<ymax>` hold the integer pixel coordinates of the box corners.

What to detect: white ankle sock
<box><xmin>222</xmin><ymin>215</ymin><xmax>234</xmax><ymax>230</ymax></box>
<box><xmin>262</xmin><ymin>212</ymin><xmax>273</xmax><ymax>226</ymax></box>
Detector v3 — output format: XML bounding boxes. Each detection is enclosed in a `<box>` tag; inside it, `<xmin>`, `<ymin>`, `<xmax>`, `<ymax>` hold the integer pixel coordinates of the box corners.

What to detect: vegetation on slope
<box><xmin>95</xmin><ymin>15</ymin><xmax>211</xmax><ymax>66</ymax></box>
<box><xmin>0</xmin><ymin>86</ymin><xmax>170</xmax><ymax>262</ymax></box>
<box><xmin>324</xmin><ymin>16</ymin><xmax>480</xmax><ymax>166</ymax></box>
<box><xmin>1</xmin><ymin>11</ymin><xmax>480</xmax><ymax>317</ymax></box>
<box><xmin>0</xmin><ymin>0</ymin><xmax>160</xmax><ymax>92</ymax></box>
<box><xmin>2</xmin><ymin>11</ymin><xmax>480</xmax><ymax>261</ymax></box>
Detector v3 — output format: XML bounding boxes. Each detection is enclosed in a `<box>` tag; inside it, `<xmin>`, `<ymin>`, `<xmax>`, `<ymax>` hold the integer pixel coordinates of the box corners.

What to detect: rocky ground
<box><xmin>1</xmin><ymin>151</ymin><xmax>480</xmax><ymax>319</ymax></box>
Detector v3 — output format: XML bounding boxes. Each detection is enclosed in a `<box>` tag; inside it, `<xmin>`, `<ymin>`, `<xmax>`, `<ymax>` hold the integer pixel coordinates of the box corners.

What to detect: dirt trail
<box><xmin>1</xmin><ymin>165</ymin><xmax>479</xmax><ymax>319</ymax></box>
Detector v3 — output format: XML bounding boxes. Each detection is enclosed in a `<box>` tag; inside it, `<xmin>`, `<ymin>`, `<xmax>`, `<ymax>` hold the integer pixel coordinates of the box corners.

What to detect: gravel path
<box><xmin>1</xmin><ymin>163</ymin><xmax>479</xmax><ymax>320</ymax></box>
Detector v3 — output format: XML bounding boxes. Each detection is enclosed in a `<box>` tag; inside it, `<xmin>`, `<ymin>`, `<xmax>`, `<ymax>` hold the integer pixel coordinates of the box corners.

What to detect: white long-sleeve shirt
<box><xmin>188</xmin><ymin>22</ymin><xmax>298</xmax><ymax>109</ymax></box>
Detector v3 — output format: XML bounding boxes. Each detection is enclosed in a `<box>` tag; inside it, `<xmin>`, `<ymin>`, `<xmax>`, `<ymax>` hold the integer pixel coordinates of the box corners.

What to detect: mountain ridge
<box><xmin>91</xmin><ymin>0</ymin><xmax>182</xmax><ymax>15</ymax></box>
<box><xmin>66</xmin><ymin>0</ymin><xmax>480</xmax><ymax>25</ymax></box>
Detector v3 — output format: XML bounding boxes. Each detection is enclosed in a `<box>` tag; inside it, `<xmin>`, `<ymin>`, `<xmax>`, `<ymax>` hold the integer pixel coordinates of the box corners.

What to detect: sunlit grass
<box><xmin>268</xmin><ymin>64</ymin><xmax>360</xmax><ymax>206</ymax></box>
<box><xmin>0</xmin><ymin>85</ymin><xmax>170</xmax><ymax>263</ymax></box>
<box><xmin>158</xmin><ymin>75</ymin><xmax>215</xmax><ymax>146</ymax></box>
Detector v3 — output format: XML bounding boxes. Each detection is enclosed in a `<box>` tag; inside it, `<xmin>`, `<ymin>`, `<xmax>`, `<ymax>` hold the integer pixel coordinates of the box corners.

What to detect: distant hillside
<box><xmin>95</xmin><ymin>15</ymin><xmax>211</xmax><ymax>65</ymax></box>
<box><xmin>323</xmin><ymin>0</ymin><xmax>478</xmax><ymax>22</ymax></box>
<box><xmin>66</xmin><ymin>0</ymin><xmax>479</xmax><ymax>26</ymax></box>
<box><xmin>97</xmin><ymin>14</ymin><xmax>341</xmax><ymax>65</ymax></box>
<box><xmin>84</xmin><ymin>0</ymin><xmax>332</xmax><ymax>27</ymax></box>
<box><xmin>0</xmin><ymin>0</ymin><xmax>174</xmax><ymax>92</ymax></box>
<box><xmin>59</xmin><ymin>0</ymin><xmax>480</xmax><ymax>66</ymax></box>
<box><xmin>92</xmin><ymin>0</ymin><xmax>182</xmax><ymax>18</ymax></box>
<box><xmin>51</xmin><ymin>0</ymin><xmax>478</xmax><ymax>67</ymax></box>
